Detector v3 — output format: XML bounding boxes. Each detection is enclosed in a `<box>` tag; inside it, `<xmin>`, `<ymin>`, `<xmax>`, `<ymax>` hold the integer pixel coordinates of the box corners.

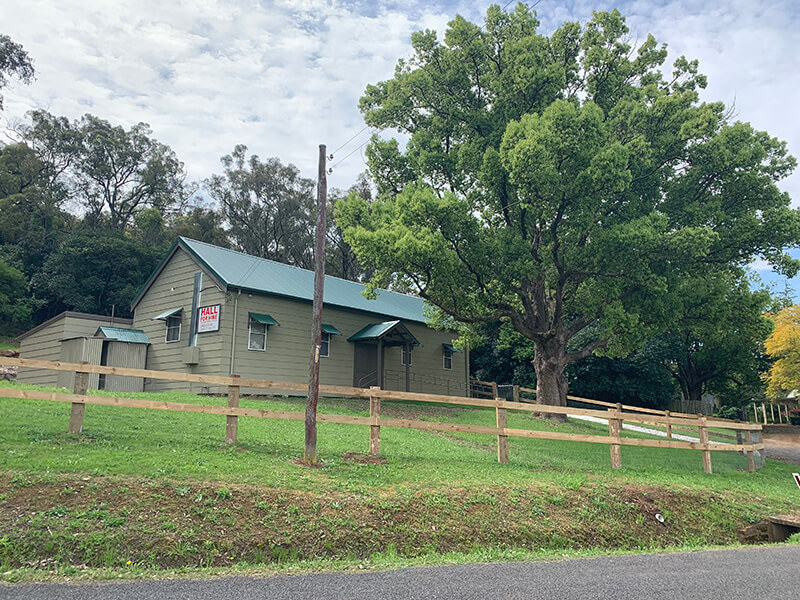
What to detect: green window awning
<box><xmin>249</xmin><ymin>312</ymin><xmax>280</xmax><ymax>326</ymax></box>
<box><xmin>322</xmin><ymin>324</ymin><xmax>342</xmax><ymax>335</ymax></box>
<box><xmin>152</xmin><ymin>307</ymin><xmax>182</xmax><ymax>320</ymax></box>
<box><xmin>442</xmin><ymin>343</ymin><xmax>462</xmax><ymax>353</ymax></box>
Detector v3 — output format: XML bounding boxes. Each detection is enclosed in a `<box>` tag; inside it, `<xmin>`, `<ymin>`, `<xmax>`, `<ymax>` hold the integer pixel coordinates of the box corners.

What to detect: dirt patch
<box><xmin>342</xmin><ymin>452</ymin><xmax>388</xmax><ymax>465</ymax></box>
<box><xmin>0</xmin><ymin>472</ymin><xmax>783</xmax><ymax>574</ymax></box>
<box><xmin>762</xmin><ymin>425</ymin><xmax>800</xmax><ymax>465</ymax></box>
<box><xmin>291</xmin><ymin>458</ymin><xmax>323</xmax><ymax>468</ymax></box>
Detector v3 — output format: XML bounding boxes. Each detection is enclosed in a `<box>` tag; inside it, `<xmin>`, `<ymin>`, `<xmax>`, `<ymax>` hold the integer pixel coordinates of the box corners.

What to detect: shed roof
<box><xmin>95</xmin><ymin>327</ymin><xmax>151</xmax><ymax>344</ymax></box>
<box><xmin>133</xmin><ymin>238</ymin><xmax>427</xmax><ymax>323</ymax></box>
<box><xmin>15</xmin><ymin>311</ymin><xmax>133</xmax><ymax>342</ymax></box>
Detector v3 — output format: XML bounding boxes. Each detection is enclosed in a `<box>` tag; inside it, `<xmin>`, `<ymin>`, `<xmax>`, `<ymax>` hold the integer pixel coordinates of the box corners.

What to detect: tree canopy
<box><xmin>0</xmin><ymin>34</ymin><xmax>34</xmax><ymax>111</ymax></box>
<box><xmin>648</xmin><ymin>272</ymin><xmax>773</xmax><ymax>408</ymax></box>
<box><xmin>337</xmin><ymin>5</ymin><xmax>799</xmax><ymax>408</ymax></box>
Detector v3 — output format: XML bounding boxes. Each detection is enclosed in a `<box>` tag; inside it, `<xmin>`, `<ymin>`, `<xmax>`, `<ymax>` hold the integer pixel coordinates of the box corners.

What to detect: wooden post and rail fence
<box><xmin>747</xmin><ymin>401</ymin><xmax>796</xmax><ymax>425</ymax></box>
<box><xmin>1</xmin><ymin>357</ymin><xmax>765</xmax><ymax>474</ymax></box>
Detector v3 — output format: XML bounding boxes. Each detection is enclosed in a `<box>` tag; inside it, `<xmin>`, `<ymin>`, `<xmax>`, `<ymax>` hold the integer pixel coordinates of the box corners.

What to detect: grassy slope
<box><xmin>0</xmin><ymin>381</ymin><xmax>797</xmax><ymax>580</ymax></box>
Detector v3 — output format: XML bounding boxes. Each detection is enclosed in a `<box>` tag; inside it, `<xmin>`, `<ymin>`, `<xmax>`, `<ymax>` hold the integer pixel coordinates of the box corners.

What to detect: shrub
<box><xmin>789</xmin><ymin>409</ymin><xmax>800</xmax><ymax>426</ymax></box>
<box><xmin>714</xmin><ymin>405</ymin><xmax>744</xmax><ymax>421</ymax></box>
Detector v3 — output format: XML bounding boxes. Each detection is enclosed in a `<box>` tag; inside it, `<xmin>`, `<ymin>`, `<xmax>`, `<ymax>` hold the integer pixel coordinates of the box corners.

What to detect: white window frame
<box><xmin>401</xmin><ymin>346</ymin><xmax>413</xmax><ymax>366</ymax></box>
<box><xmin>165</xmin><ymin>315</ymin><xmax>181</xmax><ymax>343</ymax></box>
<box><xmin>320</xmin><ymin>331</ymin><xmax>331</xmax><ymax>358</ymax></box>
<box><xmin>443</xmin><ymin>346</ymin><xmax>453</xmax><ymax>370</ymax></box>
<box><xmin>248</xmin><ymin>317</ymin><xmax>267</xmax><ymax>351</ymax></box>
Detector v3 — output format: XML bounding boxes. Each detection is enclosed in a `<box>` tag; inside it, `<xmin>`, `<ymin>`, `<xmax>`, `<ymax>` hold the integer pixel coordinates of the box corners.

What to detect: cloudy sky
<box><xmin>2</xmin><ymin>0</ymin><xmax>799</xmax><ymax>290</ymax></box>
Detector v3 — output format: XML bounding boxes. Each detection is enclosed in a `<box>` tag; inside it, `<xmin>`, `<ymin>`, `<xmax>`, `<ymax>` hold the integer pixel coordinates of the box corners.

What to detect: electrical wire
<box><xmin>329</xmin><ymin>125</ymin><xmax>370</xmax><ymax>157</ymax></box>
<box><xmin>331</xmin><ymin>138</ymin><xmax>370</xmax><ymax>170</ymax></box>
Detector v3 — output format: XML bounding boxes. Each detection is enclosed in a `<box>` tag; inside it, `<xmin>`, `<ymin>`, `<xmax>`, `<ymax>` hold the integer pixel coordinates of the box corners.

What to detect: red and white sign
<box><xmin>197</xmin><ymin>304</ymin><xmax>220</xmax><ymax>333</ymax></box>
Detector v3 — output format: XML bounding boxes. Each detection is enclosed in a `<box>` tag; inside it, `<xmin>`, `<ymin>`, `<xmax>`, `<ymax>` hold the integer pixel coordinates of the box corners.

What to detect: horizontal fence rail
<box><xmin>2</xmin><ymin>357</ymin><xmax>765</xmax><ymax>473</ymax></box>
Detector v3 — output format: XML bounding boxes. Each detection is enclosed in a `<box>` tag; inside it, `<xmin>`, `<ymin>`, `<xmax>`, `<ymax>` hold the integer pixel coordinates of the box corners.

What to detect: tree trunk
<box><xmin>673</xmin><ymin>363</ymin><xmax>709</xmax><ymax>414</ymax></box>
<box><xmin>532</xmin><ymin>337</ymin><xmax>569</xmax><ymax>423</ymax></box>
<box><xmin>687</xmin><ymin>382</ymin><xmax>704</xmax><ymax>413</ymax></box>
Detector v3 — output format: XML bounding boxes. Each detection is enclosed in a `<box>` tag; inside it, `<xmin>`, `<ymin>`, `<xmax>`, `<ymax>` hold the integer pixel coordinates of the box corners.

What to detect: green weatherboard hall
<box><xmin>129</xmin><ymin>237</ymin><xmax>468</xmax><ymax>395</ymax></box>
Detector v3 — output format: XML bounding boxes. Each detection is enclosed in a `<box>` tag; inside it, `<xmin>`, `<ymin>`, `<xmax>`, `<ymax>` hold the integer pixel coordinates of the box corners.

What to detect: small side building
<box><xmin>16</xmin><ymin>313</ymin><xmax>149</xmax><ymax>391</ymax></box>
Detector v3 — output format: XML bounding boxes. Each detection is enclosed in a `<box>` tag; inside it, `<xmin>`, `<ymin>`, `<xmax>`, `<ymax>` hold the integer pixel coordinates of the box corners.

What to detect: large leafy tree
<box><xmin>337</xmin><ymin>6</ymin><xmax>799</xmax><ymax>409</ymax></box>
<box><xmin>0</xmin><ymin>34</ymin><xmax>34</xmax><ymax>111</ymax></box>
<box><xmin>206</xmin><ymin>145</ymin><xmax>315</xmax><ymax>268</ymax></box>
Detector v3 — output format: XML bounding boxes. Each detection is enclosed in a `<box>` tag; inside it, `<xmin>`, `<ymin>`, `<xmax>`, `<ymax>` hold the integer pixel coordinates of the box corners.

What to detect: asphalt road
<box><xmin>4</xmin><ymin>546</ymin><xmax>799</xmax><ymax>600</ymax></box>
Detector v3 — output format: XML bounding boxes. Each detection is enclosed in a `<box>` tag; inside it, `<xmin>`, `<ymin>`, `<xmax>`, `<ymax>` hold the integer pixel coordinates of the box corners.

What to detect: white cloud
<box><xmin>0</xmin><ymin>0</ymin><xmax>797</xmax><ymax>207</ymax></box>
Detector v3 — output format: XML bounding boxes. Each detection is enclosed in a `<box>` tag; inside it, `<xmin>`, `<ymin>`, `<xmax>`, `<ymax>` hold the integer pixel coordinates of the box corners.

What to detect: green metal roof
<box><xmin>322</xmin><ymin>324</ymin><xmax>342</xmax><ymax>335</ymax></box>
<box><xmin>152</xmin><ymin>307</ymin><xmax>182</xmax><ymax>320</ymax></box>
<box><xmin>95</xmin><ymin>327</ymin><xmax>151</xmax><ymax>344</ymax></box>
<box><xmin>442</xmin><ymin>343</ymin><xmax>462</xmax><ymax>353</ymax></box>
<box><xmin>173</xmin><ymin>238</ymin><xmax>427</xmax><ymax>323</ymax></box>
<box><xmin>347</xmin><ymin>321</ymin><xmax>400</xmax><ymax>342</ymax></box>
<box><xmin>249</xmin><ymin>313</ymin><xmax>280</xmax><ymax>326</ymax></box>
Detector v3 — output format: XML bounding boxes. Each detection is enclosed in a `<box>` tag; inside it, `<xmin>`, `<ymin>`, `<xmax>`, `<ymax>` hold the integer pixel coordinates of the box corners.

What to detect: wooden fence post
<box><xmin>495</xmin><ymin>397</ymin><xmax>509</xmax><ymax>463</ymax></box>
<box><xmin>744</xmin><ymin>429</ymin><xmax>755</xmax><ymax>473</ymax></box>
<box><xmin>491</xmin><ymin>381</ymin><xmax>498</xmax><ymax>400</ymax></box>
<box><xmin>770</xmin><ymin>402</ymin><xmax>775</xmax><ymax>424</ymax></box>
<box><xmin>752</xmin><ymin>403</ymin><xmax>757</xmax><ymax>423</ymax></box>
<box><xmin>665</xmin><ymin>410</ymin><xmax>672</xmax><ymax>439</ymax></box>
<box><xmin>68</xmin><ymin>361</ymin><xmax>90</xmax><ymax>434</ymax></box>
<box><xmin>698</xmin><ymin>414</ymin><xmax>712</xmax><ymax>474</ymax></box>
<box><xmin>369</xmin><ymin>386</ymin><xmax>381</xmax><ymax>455</ymax></box>
<box><xmin>513</xmin><ymin>385</ymin><xmax>520</xmax><ymax>403</ymax></box>
<box><xmin>225</xmin><ymin>374</ymin><xmax>241</xmax><ymax>444</ymax></box>
<box><xmin>762</xmin><ymin>403</ymin><xmax>768</xmax><ymax>425</ymax></box>
<box><xmin>608</xmin><ymin>403</ymin><xmax>622</xmax><ymax>469</ymax></box>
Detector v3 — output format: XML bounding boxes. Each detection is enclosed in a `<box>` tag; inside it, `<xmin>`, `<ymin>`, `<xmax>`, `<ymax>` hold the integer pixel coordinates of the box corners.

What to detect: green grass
<box><xmin>0</xmin><ymin>380</ymin><xmax>797</xmax><ymax>579</ymax></box>
<box><xmin>0</xmin><ymin>380</ymin><xmax>793</xmax><ymax>497</ymax></box>
<box><xmin>0</xmin><ymin>341</ymin><xmax>18</xmax><ymax>351</ymax></box>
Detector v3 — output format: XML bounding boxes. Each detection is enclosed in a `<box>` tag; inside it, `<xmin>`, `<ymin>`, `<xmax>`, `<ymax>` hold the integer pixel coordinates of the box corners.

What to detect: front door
<box><xmin>353</xmin><ymin>342</ymin><xmax>378</xmax><ymax>387</ymax></box>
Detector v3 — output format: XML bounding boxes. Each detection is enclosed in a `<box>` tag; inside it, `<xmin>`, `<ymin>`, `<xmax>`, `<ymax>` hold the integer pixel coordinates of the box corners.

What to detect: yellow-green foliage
<box><xmin>764</xmin><ymin>305</ymin><xmax>800</xmax><ymax>399</ymax></box>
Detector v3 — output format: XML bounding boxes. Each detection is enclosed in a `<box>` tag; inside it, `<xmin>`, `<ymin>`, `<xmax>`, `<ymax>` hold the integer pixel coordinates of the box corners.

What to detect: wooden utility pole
<box><xmin>305</xmin><ymin>144</ymin><xmax>327</xmax><ymax>463</ymax></box>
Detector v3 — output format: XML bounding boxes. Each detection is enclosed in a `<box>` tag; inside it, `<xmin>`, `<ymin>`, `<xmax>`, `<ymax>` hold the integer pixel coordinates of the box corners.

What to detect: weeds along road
<box><xmin>5</xmin><ymin>546</ymin><xmax>800</xmax><ymax>600</ymax></box>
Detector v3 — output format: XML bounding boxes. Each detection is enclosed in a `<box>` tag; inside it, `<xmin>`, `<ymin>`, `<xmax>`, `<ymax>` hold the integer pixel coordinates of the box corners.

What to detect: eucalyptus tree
<box><xmin>336</xmin><ymin>5</ymin><xmax>799</xmax><ymax>409</ymax></box>
<box><xmin>21</xmin><ymin>110</ymin><xmax>189</xmax><ymax>230</ymax></box>
<box><xmin>206</xmin><ymin>145</ymin><xmax>316</xmax><ymax>268</ymax></box>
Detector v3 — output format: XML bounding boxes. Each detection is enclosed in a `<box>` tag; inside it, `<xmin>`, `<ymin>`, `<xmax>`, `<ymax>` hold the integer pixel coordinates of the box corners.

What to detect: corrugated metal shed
<box><xmin>96</xmin><ymin>327</ymin><xmax>151</xmax><ymax>344</ymax></box>
<box><xmin>135</xmin><ymin>237</ymin><xmax>427</xmax><ymax>323</ymax></box>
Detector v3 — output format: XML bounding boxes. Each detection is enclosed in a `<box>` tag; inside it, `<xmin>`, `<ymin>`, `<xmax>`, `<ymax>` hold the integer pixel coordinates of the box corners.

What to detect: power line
<box><xmin>329</xmin><ymin>125</ymin><xmax>370</xmax><ymax>157</ymax></box>
<box><xmin>331</xmin><ymin>138</ymin><xmax>370</xmax><ymax>170</ymax></box>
